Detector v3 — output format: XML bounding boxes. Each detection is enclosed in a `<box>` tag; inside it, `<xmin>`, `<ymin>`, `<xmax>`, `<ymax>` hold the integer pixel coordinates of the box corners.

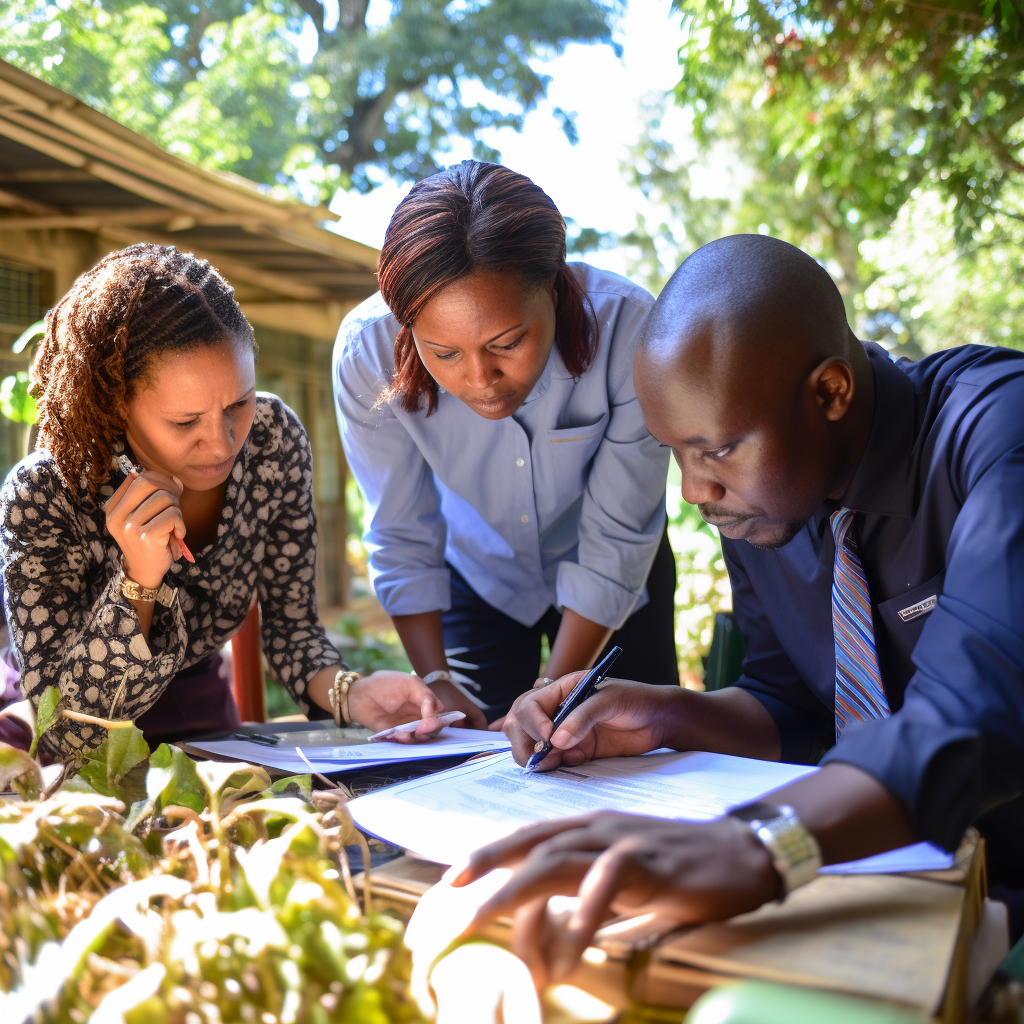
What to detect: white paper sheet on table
<box><xmin>348</xmin><ymin>749</ymin><xmax>819</xmax><ymax>865</ymax></box>
<box><xmin>822</xmin><ymin>840</ymin><xmax>954</xmax><ymax>874</ymax></box>
<box><xmin>184</xmin><ymin>727</ymin><xmax>510</xmax><ymax>775</ymax></box>
<box><xmin>348</xmin><ymin>749</ymin><xmax>958</xmax><ymax>874</ymax></box>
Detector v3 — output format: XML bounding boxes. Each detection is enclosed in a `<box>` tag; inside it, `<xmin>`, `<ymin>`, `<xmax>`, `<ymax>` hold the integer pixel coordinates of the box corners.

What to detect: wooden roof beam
<box><xmin>0</xmin><ymin>110</ymin><xmax>217</xmax><ymax>218</ymax></box>
<box><xmin>0</xmin><ymin>169</ymin><xmax>95</xmax><ymax>182</ymax></box>
<box><xmin>0</xmin><ymin>108</ymin><xmax>376</xmax><ymax>269</ymax></box>
<box><xmin>0</xmin><ymin>212</ymin><xmax>241</xmax><ymax>231</ymax></box>
<box><xmin>98</xmin><ymin>225</ymin><xmax>338</xmax><ymax>302</ymax></box>
<box><xmin>0</xmin><ymin>186</ymin><xmax>59</xmax><ymax>215</ymax></box>
<box><xmin>0</xmin><ymin>77</ymin><xmax>336</xmax><ymax>230</ymax></box>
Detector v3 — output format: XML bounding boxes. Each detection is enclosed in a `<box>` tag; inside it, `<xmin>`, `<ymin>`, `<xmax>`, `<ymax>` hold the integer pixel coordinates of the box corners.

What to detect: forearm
<box><xmin>660</xmin><ymin>686</ymin><xmax>783</xmax><ymax>761</ymax></box>
<box><xmin>305</xmin><ymin>663</ymin><xmax>343</xmax><ymax>716</ymax></box>
<box><xmin>127</xmin><ymin>595</ymin><xmax>156</xmax><ymax>638</ymax></box>
<box><xmin>545</xmin><ymin>608</ymin><xmax>613</xmax><ymax>679</ymax></box>
<box><xmin>768</xmin><ymin>762</ymin><xmax>917</xmax><ymax>864</ymax></box>
<box><xmin>391</xmin><ymin>610</ymin><xmax>448</xmax><ymax>676</ymax></box>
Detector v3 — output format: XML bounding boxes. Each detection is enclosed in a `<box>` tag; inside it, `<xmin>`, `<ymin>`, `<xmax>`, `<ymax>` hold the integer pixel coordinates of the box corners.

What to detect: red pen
<box><xmin>116</xmin><ymin>453</ymin><xmax>194</xmax><ymax>562</ymax></box>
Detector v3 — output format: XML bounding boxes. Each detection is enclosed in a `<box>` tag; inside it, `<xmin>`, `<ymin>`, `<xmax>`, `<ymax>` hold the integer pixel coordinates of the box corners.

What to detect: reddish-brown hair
<box><xmin>32</xmin><ymin>243</ymin><xmax>255</xmax><ymax>496</ymax></box>
<box><xmin>377</xmin><ymin>161</ymin><xmax>598</xmax><ymax>414</ymax></box>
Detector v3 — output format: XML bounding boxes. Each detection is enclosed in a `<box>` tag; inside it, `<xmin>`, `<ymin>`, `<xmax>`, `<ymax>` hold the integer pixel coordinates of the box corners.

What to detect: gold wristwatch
<box><xmin>116</xmin><ymin>560</ymin><xmax>162</xmax><ymax>603</ymax></box>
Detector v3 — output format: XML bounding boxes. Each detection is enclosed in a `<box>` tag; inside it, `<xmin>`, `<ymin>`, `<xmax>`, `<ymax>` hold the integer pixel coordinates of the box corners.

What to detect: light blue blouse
<box><xmin>333</xmin><ymin>264</ymin><xmax>669</xmax><ymax>630</ymax></box>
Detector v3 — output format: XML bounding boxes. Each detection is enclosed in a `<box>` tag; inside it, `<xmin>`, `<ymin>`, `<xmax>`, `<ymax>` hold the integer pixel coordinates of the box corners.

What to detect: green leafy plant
<box><xmin>0</xmin><ymin>372</ymin><xmax>37</xmax><ymax>425</ymax></box>
<box><xmin>0</xmin><ymin>699</ymin><xmax>424</xmax><ymax>1023</ymax></box>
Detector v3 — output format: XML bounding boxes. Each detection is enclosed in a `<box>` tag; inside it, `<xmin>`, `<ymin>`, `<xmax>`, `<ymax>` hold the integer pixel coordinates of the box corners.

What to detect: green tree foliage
<box><xmin>626</xmin><ymin>0</ymin><xmax>1024</xmax><ymax>354</ymax></box>
<box><xmin>630</xmin><ymin>2</ymin><xmax>1024</xmax><ymax>675</ymax></box>
<box><xmin>1</xmin><ymin>0</ymin><xmax>620</xmax><ymax>197</ymax></box>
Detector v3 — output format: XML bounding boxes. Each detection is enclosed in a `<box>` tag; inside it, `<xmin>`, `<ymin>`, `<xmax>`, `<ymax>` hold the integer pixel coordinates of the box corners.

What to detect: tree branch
<box><xmin>295</xmin><ymin>0</ymin><xmax>326</xmax><ymax>41</ymax></box>
<box><xmin>338</xmin><ymin>0</ymin><xmax>371</xmax><ymax>34</ymax></box>
<box><xmin>901</xmin><ymin>1</ymin><xmax>985</xmax><ymax>22</ymax></box>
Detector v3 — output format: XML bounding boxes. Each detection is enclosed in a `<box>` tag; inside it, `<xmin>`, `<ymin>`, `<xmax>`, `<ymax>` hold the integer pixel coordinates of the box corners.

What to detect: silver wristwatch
<box><xmin>730</xmin><ymin>801</ymin><xmax>822</xmax><ymax>896</ymax></box>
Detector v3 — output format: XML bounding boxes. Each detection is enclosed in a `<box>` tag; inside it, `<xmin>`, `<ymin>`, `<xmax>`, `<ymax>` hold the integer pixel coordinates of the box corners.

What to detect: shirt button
<box><xmin>520</xmin><ymin>514</ymin><xmax>529</xmax><ymax>523</ymax></box>
<box><xmin>516</xmin><ymin>457</ymin><xmax>525</xmax><ymax>467</ymax></box>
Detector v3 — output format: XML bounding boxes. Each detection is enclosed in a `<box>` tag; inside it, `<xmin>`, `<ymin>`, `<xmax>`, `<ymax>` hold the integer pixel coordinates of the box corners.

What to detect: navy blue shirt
<box><xmin>727</xmin><ymin>343</ymin><xmax>1024</xmax><ymax>883</ymax></box>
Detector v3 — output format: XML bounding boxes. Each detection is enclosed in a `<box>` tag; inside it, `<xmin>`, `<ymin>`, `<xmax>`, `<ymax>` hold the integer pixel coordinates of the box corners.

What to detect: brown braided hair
<box><xmin>377</xmin><ymin>161</ymin><xmax>599</xmax><ymax>415</ymax></box>
<box><xmin>31</xmin><ymin>243</ymin><xmax>255</xmax><ymax>496</ymax></box>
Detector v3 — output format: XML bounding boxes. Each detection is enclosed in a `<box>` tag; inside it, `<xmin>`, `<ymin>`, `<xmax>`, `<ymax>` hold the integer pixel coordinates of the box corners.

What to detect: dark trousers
<box><xmin>442</xmin><ymin>528</ymin><xmax>679</xmax><ymax>720</ymax></box>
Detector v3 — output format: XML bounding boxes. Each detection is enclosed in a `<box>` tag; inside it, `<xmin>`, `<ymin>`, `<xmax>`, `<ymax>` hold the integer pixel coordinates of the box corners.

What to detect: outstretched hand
<box><xmin>502</xmin><ymin>674</ymin><xmax>680</xmax><ymax>770</ymax></box>
<box><xmin>348</xmin><ymin>670</ymin><xmax>446</xmax><ymax>739</ymax></box>
<box><xmin>449</xmin><ymin>812</ymin><xmax>780</xmax><ymax>990</ymax></box>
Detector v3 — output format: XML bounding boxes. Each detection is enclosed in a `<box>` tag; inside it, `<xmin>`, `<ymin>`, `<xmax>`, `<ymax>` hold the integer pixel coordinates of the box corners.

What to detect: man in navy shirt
<box><xmin>452</xmin><ymin>234</ymin><xmax>1024</xmax><ymax>988</ymax></box>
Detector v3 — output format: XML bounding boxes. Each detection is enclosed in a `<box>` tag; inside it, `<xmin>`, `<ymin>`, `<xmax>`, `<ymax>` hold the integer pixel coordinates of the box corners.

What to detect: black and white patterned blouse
<box><xmin>0</xmin><ymin>394</ymin><xmax>338</xmax><ymax>758</ymax></box>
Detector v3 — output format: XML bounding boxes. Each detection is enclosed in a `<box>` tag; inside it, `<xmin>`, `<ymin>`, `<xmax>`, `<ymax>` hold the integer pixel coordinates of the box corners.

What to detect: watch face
<box><xmin>731</xmin><ymin>801</ymin><xmax>783</xmax><ymax>824</ymax></box>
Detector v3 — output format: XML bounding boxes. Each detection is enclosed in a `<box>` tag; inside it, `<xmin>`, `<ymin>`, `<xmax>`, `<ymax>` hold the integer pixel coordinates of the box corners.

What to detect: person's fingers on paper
<box><xmin>549</xmin><ymin>839</ymin><xmax>648</xmax><ymax>983</ymax></box>
<box><xmin>452</xmin><ymin>814</ymin><xmax>600</xmax><ymax>887</ymax></box>
<box><xmin>502</xmin><ymin>708</ymin><xmax>546</xmax><ymax>766</ymax></box>
<box><xmin>511</xmin><ymin>896</ymin><xmax>553</xmax><ymax>991</ymax></box>
<box><xmin>351</xmin><ymin>670</ymin><xmax>439</xmax><ymax>729</ymax></box>
<box><xmin>515</xmin><ymin>672</ymin><xmax>589</xmax><ymax>741</ymax></box>
<box><xmin>468</xmin><ymin>848</ymin><xmax>597</xmax><ymax>933</ymax></box>
<box><xmin>488</xmin><ymin>715</ymin><xmax>506</xmax><ymax>731</ymax></box>
<box><xmin>503</xmin><ymin>671</ymin><xmax>587</xmax><ymax>765</ymax></box>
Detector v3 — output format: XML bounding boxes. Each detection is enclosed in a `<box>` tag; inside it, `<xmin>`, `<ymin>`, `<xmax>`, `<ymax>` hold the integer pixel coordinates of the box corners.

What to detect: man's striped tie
<box><xmin>831</xmin><ymin>508</ymin><xmax>890</xmax><ymax>737</ymax></box>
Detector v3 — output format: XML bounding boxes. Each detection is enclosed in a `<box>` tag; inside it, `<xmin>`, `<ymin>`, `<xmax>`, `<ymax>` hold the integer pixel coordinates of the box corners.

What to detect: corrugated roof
<box><xmin>0</xmin><ymin>58</ymin><xmax>380</xmax><ymax>303</ymax></box>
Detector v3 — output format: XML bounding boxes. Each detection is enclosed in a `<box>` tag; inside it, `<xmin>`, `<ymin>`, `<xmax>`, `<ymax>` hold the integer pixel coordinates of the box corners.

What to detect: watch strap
<box><xmin>730</xmin><ymin>802</ymin><xmax>822</xmax><ymax>896</ymax></box>
<box><xmin>116</xmin><ymin>562</ymin><xmax>174</xmax><ymax>606</ymax></box>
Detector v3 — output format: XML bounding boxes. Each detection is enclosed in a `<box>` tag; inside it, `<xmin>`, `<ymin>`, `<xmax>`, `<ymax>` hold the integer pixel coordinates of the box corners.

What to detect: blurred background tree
<box><xmin>1</xmin><ymin>0</ymin><xmax>620</xmax><ymax>200</ymax></box>
<box><xmin>626</xmin><ymin>0</ymin><xmax>1024</xmax><ymax>357</ymax></box>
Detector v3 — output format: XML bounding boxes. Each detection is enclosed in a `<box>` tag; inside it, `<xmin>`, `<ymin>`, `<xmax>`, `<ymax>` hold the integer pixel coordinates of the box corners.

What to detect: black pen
<box><xmin>525</xmin><ymin>645</ymin><xmax>622</xmax><ymax>772</ymax></box>
<box><xmin>233</xmin><ymin>731</ymin><xmax>280</xmax><ymax>746</ymax></box>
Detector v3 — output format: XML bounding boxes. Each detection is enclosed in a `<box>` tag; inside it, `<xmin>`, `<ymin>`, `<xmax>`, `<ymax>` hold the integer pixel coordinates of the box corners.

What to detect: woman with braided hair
<box><xmin>0</xmin><ymin>243</ymin><xmax>444</xmax><ymax>760</ymax></box>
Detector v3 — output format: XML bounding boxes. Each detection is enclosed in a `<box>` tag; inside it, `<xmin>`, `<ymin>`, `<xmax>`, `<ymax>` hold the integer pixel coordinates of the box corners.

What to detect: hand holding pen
<box><xmin>524</xmin><ymin>646</ymin><xmax>622</xmax><ymax>772</ymax></box>
<box><xmin>105</xmin><ymin>453</ymin><xmax>194</xmax><ymax>590</ymax></box>
<box><xmin>504</xmin><ymin>664</ymin><xmax>673</xmax><ymax>771</ymax></box>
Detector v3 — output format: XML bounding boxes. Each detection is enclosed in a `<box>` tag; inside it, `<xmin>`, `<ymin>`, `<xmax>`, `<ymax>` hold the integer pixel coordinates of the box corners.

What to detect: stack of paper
<box><xmin>184</xmin><ymin>727</ymin><xmax>511</xmax><ymax>774</ymax></box>
<box><xmin>347</xmin><ymin>749</ymin><xmax>954</xmax><ymax>873</ymax></box>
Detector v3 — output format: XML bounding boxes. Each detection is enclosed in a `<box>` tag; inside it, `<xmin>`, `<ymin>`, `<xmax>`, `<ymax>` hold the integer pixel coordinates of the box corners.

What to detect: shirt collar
<box><xmin>521</xmin><ymin>341</ymin><xmax>568</xmax><ymax>407</ymax></box>
<box><xmin>835</xmin><ymin>342</ymin><xmax>915</xmax><ymax>519</ymax></box>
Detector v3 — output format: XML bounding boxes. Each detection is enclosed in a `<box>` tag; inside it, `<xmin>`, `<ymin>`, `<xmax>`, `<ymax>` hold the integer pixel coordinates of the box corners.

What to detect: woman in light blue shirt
<box><xmin>334</xmin><ymin>161</ymin><xmax>677</xmax><ymax>726</ymax></box>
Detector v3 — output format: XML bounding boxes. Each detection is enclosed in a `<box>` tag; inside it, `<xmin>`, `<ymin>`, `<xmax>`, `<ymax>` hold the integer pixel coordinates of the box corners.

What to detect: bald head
<box><xmin>636</xmin><ymin>235</ymin><xmax>875</xmax><ymax>550</ymax></box>
<box><xmin>641</xmin><ymin>233</ymin><xmax>855</xmax><ymax>373</ymax></box>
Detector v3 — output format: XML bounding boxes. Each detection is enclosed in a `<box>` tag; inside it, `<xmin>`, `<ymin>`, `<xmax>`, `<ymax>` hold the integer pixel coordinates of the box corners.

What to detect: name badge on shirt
<box><xmin>897</xmin><ymin>594</ymin><xmax>937</xmax><ymax>622</ymax></box>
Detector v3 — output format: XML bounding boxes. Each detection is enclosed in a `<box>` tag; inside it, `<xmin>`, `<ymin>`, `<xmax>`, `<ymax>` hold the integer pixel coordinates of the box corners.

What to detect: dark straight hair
<box><xmin>376</xmin><ymin>160</ymin><xmax>599</xmax><ymax>415</ymax></box>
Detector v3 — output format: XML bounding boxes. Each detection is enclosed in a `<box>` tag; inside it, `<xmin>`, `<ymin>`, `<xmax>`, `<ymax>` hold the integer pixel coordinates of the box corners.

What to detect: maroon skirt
<box><xmin>0</xmin><ymin>648</ymin><xmax>240</xmax><ymax>754</ymax></box>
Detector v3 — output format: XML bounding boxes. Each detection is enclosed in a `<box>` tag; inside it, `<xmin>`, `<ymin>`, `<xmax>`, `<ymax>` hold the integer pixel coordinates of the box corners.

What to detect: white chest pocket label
<box><xmin>898</xmin><ymin>595</ymin><xmax>937</xmax><ymax>622</ymax></box>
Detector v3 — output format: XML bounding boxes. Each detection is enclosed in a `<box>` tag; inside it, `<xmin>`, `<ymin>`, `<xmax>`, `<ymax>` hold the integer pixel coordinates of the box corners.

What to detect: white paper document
<box><xmin>821</xmin><ymin>841</ymin><xmax>954</xmax><ymax>875</ymax></box>
<box><xmin>347</xmin><ymin>749</ymin><xmax>819</xmax><ymax>865</ymax></box>
<box><xmin>184</xmin><ymin>727</ymin><xmax>510</xmax><ymax>775</ymax></box>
